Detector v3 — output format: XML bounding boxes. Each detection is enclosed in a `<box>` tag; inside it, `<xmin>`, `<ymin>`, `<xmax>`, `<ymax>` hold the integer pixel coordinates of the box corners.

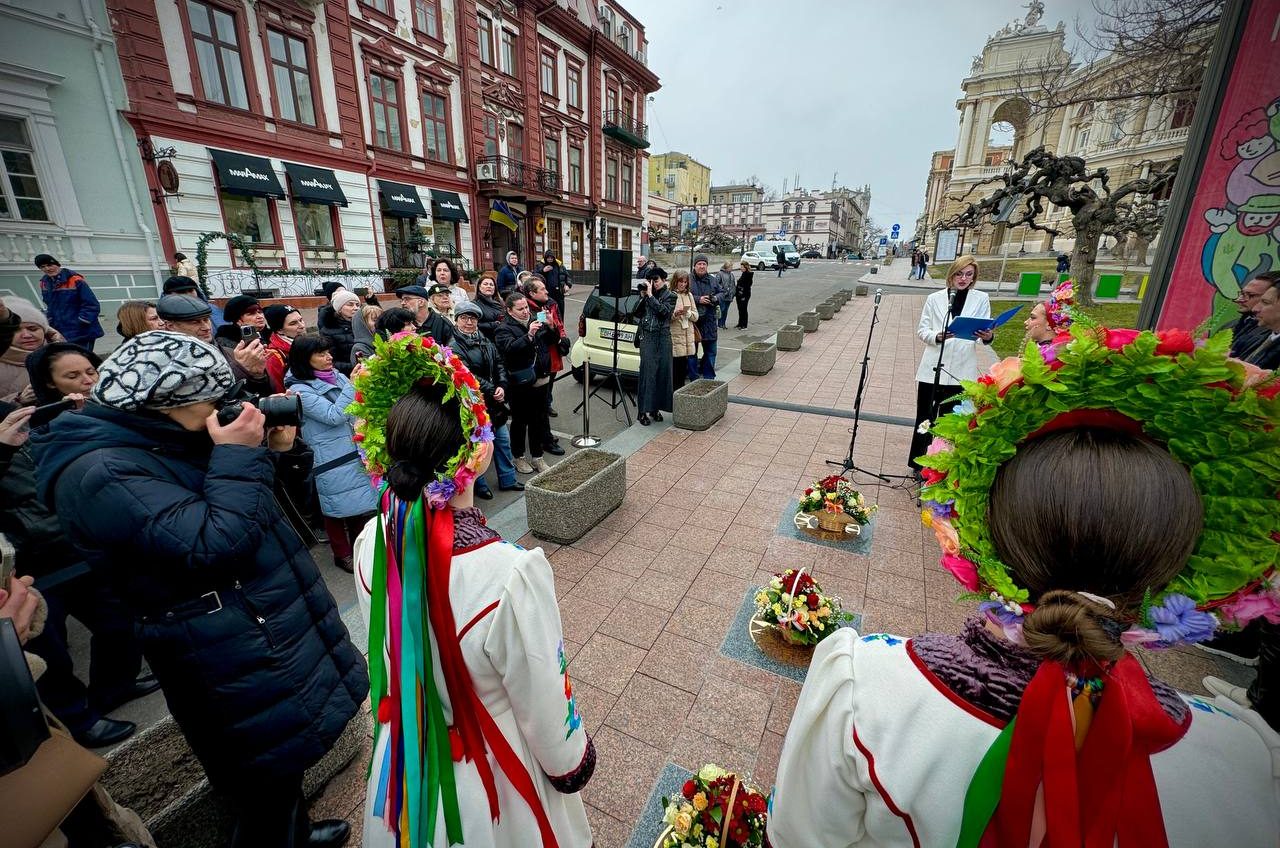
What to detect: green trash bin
<box><xmin>1095</xmin><ymin>273</ymin><xmax>1123</xmax><ymax>299</ymax></box>
<box><xmin>1017</xmin><ymin>271</ymin><xmax>1042</xmax><ymax>296</ymax></box>
<box><xmin>1058</xmin><ymin>272</ymin><xmax>1071</xmax><ymax>283</ymax></box>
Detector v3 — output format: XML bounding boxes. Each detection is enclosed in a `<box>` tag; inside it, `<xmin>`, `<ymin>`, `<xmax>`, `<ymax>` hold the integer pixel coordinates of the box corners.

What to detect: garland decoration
<box><xmin>193</xmin><ymin>230</ymin><xmax>258</xmax><ymax>299</ymax></box>
<box><xmin>918</xmin><ymin>325</ymin><xmax>1280</xmax><ymax>642</ymax></box>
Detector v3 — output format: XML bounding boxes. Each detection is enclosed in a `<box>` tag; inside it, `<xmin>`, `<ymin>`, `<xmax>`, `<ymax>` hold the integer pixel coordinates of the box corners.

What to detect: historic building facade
<box><xmin>761</xmin><ymin>186</ymin><xmax>870</xmax><ymax>256</ymax></box>
<box><xmin>647</xmin><ymin>151</ymin><xmax>711</xmax><ymax>206</ymax></box>
<box><xmin>922</xmin><ymin>11</ymin><xmax>1193</xmax><ymax>257</ymax></box>
<box><xmin>103</xmin><ymin>0</ymin><xmax>657</xmax><ymax>297</ymax></box>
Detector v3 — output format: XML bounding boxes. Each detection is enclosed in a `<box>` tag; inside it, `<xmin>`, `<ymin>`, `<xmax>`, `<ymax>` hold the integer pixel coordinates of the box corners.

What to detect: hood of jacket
<box><xmin>351</xmin><ymin>313</ymin><xmax>376</xmax><ymax>351</ymax></box>
<box><xmin>317</xmin><ymin>303</ymin><xmax>339</xmax><ymax>329</ymax></box>
<box><xmin>31</xmin><ymin>401</ymin><xmax>212</xmax><ymax>506</ymax></box>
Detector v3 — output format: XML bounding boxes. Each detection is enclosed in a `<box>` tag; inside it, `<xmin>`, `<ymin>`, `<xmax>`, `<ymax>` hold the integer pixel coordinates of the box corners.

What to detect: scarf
<box><xmin>0</xmin><ymin>343</ymin><xmax>36</xmax><ymax>403</ymax></box>
<box><xmin>314</xmin><ymin>369</ymin><xmax>339</xmax><ymax>386</ymax></box>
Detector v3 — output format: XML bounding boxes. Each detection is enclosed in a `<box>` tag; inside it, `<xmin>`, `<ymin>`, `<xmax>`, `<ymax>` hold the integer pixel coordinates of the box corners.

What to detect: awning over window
<box><xmin>209</xmin><ymin>149</ymin><xmax>285</xmax><ymax>198</ymax></box>
<box><xmin>378</xmin><ymin>180</ymin><xmax>427</xmax><ymax>217</ymax></box>
<box><xmin>284</xmin><ymin>162</ymin><xmax>348</xmax><ymax>207</ymax></box>
<box><xmin>430</xmin><ymin>190</ymin><xmax>469</xmax><ymax>222</ymax></box>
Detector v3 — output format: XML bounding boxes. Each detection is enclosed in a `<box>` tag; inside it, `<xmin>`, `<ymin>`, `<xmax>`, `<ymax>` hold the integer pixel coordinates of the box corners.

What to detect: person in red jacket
<box><xmin>262</xmin><ymin>305</ymin><xmax>307</xmax><ymax>392</ymax></box>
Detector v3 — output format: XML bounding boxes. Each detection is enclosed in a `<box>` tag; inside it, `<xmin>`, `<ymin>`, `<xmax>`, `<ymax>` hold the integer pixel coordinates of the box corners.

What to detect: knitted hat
<box><xmin>5</xmin><ymin>297</ymin><xmax>49</xmax><ymax>333</ymax></box>
<box><xmin>264</xmin><ymin>304</ymin><xmax>299</xmax><ymax>332</ymax></box>
<box><xmin>222</xmin><ymin>294</ymin><xmax>260</xmax><ymax>324</ymax></box>
<box><xmin>331</xmin><ymin>290</ymin><xmax>361</xmax><ymax>313</ymax></box>
<box><xmin>693</xmin><ymin>253</ymin><xmax>709</xmax><ymax>265</ymax></box>
<box><xmin>156</xmin><ymin>294</ymin><xmax>211</xmax><ymax>321</ymax></box>
<box><xmin>92</xmin><ymin>331</ymin><xmax>233</xmax><ymax>411</ymax></box>
<box><xmin>321</xmin><ymin>281</ymin><xmax>346</xmax><ymax>300</ymax></box>
<box><xmin>162</xmin><ymin>275</ymin><xmax>200</xmax><ymax>294</ymax></box>
<box><xmin>33</xmin><ymin>254</ymin><xmax>57</xmax><ymax>268</ymax></box>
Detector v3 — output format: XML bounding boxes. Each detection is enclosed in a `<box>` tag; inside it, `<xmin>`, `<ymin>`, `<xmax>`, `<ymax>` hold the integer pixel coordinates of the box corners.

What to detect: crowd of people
<box><xmin>4</xmin><ymin>246</ymin><xmax>1279</xmax><ymax>847</ymax></box>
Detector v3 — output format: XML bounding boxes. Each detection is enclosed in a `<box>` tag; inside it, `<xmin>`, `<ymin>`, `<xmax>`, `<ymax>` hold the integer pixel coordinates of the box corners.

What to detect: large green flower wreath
<box><xmin>919</xmin><ymin>326</ymin><xmax>1280</xmax><ymax>609</ymax></box>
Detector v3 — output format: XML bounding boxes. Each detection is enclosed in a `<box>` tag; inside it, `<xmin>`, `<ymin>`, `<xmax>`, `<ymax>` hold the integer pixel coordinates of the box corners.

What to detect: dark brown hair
<box><xmin>384</xmin><ymin>382</ymin><xmax>465</xmax><ymax>502</ymax></box>
<box><xmin>430</xmin><ymin>258</ymin><xmax>459</xmax><ymax>285</ymax></box>
<box><xmin>988</xmin><ymin>428</ymin><xmax>1202</xmax><ymax>664</ymax></box>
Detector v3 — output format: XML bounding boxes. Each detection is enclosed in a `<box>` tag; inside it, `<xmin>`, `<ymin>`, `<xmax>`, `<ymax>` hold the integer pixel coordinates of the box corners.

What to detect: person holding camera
<box><xmin>160</xmin><ymin>294</ymin><xmax>273</xmax><ymax>398</ymax></box>
<box><xmin>30</xmin><ymin>331</ymin><xmax>368</xmax><ymax>848</ymax></box>
<box><xmin>635</xmin><ymin>270</ymin><xmax>675</xmax><ymax>426</ymax></box>
<box><xmin>286</xmin><ymin>335</ymin><xmax>377</xmax><ymax>573</ymax></box>
<box><xmin>450</xmin><ymin>301</ymin><xmax>522</xmax><ymax>497</ymax></box>
<box><xmin>495</xmin><ymin>292</ymin><xmax>559</xmax><ymax>475</ymax></box>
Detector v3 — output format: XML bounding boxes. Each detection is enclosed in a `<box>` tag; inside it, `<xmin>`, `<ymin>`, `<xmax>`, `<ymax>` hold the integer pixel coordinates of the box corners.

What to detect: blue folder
<box><xmin>948</xmin><ymin>306</ymin><xmax>1024</xmax><ymax>341</ymax></box>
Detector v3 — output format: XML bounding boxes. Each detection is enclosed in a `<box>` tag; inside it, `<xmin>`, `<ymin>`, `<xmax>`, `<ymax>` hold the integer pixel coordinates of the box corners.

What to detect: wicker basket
<box><xmin>794</xmin><ymin>510</ymin><xmax>862</xmax><ymax>538</ymax></box>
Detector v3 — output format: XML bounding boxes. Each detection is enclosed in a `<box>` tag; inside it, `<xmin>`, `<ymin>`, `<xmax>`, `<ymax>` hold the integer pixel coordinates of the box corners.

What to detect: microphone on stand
<box><xmin>874</xmin><ymin>288</ymin><xmax>882</xmax><ymax>305</ymax></box>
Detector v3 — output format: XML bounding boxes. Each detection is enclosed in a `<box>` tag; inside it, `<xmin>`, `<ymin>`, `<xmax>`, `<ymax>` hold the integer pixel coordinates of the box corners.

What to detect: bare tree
<box><xmin>938</xmin><ymin>146</ymin><xmax>1178</xmax><ymax>306</ymax></box>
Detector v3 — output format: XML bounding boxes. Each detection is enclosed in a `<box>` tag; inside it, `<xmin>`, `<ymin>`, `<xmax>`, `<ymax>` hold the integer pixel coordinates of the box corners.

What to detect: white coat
<box><xmin>914</xmin><ymin>287</ymin><xmax>991</xmax><ymax>385</ymax></box>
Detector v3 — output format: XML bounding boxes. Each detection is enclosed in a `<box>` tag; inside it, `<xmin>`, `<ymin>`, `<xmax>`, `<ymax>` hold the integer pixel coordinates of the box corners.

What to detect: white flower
<box><xmin>698</xmin><ymin>763</ymin><xmax>727</xmax><ymax>782</ymax></box>
<box><xmin>916</xmin><ymin>420</ymin><xmax>932</xmax><ymax>434</ymax></box>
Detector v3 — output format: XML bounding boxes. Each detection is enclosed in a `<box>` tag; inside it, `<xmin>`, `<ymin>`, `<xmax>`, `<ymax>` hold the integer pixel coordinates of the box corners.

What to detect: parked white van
<box><xmin>744</xmin><ymin>240</ymin><xmax>800</xmax><ymax>270</ymax></box>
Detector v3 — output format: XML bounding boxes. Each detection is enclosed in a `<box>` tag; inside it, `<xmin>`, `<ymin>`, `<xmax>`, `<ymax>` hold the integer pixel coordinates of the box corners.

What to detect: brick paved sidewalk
<box><xmin>308</xmin><ymin>290</ymin><xmax>1254</xmax><ymax>845</ymax></box>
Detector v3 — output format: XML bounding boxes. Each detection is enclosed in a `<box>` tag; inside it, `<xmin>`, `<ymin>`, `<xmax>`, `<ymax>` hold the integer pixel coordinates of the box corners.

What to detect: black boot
<box><xmin>73</xmin><ymin>717</ymin><xmax>136</xmax><ymax>748</ymax></box>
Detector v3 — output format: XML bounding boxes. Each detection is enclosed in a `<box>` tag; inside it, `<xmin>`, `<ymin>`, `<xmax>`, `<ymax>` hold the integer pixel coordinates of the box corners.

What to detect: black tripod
<box><xmin>827</xmin><ymin>289</ymin><xmax>915</xmax><ymax>487</ymax></box>
<box><xmin>574</xmin><ymin>294</ymin><xmax>633</xmax><ymax>425</ymax></box>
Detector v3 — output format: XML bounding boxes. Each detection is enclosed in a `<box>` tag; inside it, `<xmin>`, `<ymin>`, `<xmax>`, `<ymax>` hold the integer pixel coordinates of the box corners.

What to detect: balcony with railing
<box><xmin>474</xmin><ymin>155</ymin><xmax>561</xmax><ymax>198</ymax></box>
<box><xmin>602</xmin><ymin>110</ymin><xmax>650</xmax><ymax>149</ymax></box>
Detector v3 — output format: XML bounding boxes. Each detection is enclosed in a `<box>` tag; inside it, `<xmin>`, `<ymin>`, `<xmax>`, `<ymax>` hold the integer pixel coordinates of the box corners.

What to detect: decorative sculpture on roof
<box><xmin>1023</xmin><ymin>0</ymin><xmax>1045</xmax><ymax>28</ymax></box>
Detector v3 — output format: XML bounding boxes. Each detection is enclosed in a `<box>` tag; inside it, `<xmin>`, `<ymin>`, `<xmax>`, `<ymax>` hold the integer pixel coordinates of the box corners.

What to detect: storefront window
<box><xmin>294</xmin><ymin>200</ymin><xmax>336</xmax><ymax>247</ymax></box>
<box><xmin>220</xmin><ymin>191</ymin><xmax>275</xmax><ymax>245</ymax></box>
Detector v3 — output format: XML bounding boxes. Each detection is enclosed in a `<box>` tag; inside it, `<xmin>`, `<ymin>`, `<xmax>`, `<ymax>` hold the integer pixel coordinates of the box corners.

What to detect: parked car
<box><xmin>800</xmin><ymin>249</ymin><xmax>823</xmax><ymax>259</ymax></box>
<box><xmin>570</xmin><ymin>284</ymin><xmax>643</xmax><ymax>380</ymax></box>
<box><xmin>741</xmin><ymin>249</ymin><xmax>779</xmax><ymax>271</ymax></box>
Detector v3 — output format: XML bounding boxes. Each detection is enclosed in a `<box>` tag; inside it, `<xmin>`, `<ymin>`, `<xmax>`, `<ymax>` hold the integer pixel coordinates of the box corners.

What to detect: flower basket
<box><xmin>794</xmin><ymin>475</ymin><xmax>876</xmax><ymax>541</ymax></box>
<box><xmin>658</xmin><ymin>764</ymin><xmax>769</xmax><ymax>848</ymax></box>
<box><xmin>753</xmin><ymin>567</ymin><xmax>852</xmax><ymax>648</ymax></box>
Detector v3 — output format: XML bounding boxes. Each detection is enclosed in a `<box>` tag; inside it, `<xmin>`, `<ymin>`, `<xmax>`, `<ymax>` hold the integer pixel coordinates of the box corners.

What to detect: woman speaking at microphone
<box><xmin>909</xmin><ymin>254</ymin><xmax>992</xmax><ymax>473</ymax></box>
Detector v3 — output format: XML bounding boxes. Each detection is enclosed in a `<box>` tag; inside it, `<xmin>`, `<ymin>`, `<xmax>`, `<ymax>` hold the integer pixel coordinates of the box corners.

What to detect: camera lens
<box><xmin>258</xmin><ymin>394</ymin><xmax>302</xmax><ymax>428</ymax></box>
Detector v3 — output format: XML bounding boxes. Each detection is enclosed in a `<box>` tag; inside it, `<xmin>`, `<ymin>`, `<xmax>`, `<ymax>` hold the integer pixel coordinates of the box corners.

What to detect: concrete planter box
<box><xmin>869</xmin><ymin>266</ymin><xmax>878</xmax><ymax>275</ymax></box>
<box><xmin>827</xmin><ymin>298</ymin><xmax>842</xmax><ymax>312</ymax></box>
<box><xmin>798</xmin><ymin>312</ymin><xmax>820</xmax><ymax>332</ymax></box>
<box><xmin>856</xmin><ymin>284</ymin><xmax>870</xmax><ymax>296</ymax></box>
<box><xmin>837</xmin><ymin>288</ymin><xmax>853</xmax><ymax>301</ymax></box>
<box><xmin>776</xmin><ymin>324</ymin><xmax>804</xmax><ymax>351</ymax></box>
<box><xmin>673</xmin><ymin>379</ymin><xmax>728</xmax><ymax>431</ymax></box>
<box><xmin>740</xmin><ymin>342</ymin><xmax>776</xmax><ymax>375</ymax></box>
<box><xmin>815</xmin><ymin>303</ymin><xmax>835</xmax><ymax>320</ymax></box>
<box><xmin>526</xmin><ymin>449</ymin><xmax>626</xmax><ymax>544</ymax></box>
<box><xmin>101</xmin><ymin>713</ymin><xmax>366</xmax><ymax>848</ymax></box>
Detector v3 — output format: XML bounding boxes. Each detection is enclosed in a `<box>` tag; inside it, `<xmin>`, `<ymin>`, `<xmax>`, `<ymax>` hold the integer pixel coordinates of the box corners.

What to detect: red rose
<box><xmin>1103</xmin><ymin>328</ymin><xmax>1141</xmax><ymax>350</ymax></box>
<box><xmin>1155</xmin><ymin>329</ymin><xmax>1194</xmax><ymax>356</ymax></box>
<box><xmin>354</xmin><ymin>391</ymin><xmax>364</xmax><ymax>403</ymax></box>
<box><xmin>1258</xmin><ymin>381</ymin><xmax>1280</xmax><ymax>400</ymax></box>
<box><xmin>920</xmin><ymin>467</ymin><xmax>946</xmax><ymax>485</ymax></box>
<box><xmin>804</xmin><ymin>488</ymin><xmax>813</xmax><ymax>495</ymax></box>
<box><xmin>682</xmin><ymin>779</ymin><xmax>696</xmax><ymax>799</ymax></box>
<box><xmin>807</xmin><ymin>592</ymin><xmax>820</xmax><ymax>609</ymax></box>
<box><xmin>475</xmin><ymin>406</ymin><xmax>489</xmax><ymax>426</ymax></box>
<box><xmin>353</xmin><ymin>432</ymin><xmax>365</xmax><ymax>442</ymax></box>
<box><xmin>421</xmin><ymin>336</ymin><xmax>434</xmax><ymax>347</ymax></box>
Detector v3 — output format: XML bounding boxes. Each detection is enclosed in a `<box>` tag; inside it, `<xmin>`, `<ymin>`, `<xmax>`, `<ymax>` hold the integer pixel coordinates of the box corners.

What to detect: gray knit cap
<box><xmin>693</xmin><ymin>253</ymin><xmax>709</xmax><ymax>265</ymax></box>
<box><xmin>91</xmin><ymin>331</ymin><xmax>233</xmax><ymax>411</ymax></box>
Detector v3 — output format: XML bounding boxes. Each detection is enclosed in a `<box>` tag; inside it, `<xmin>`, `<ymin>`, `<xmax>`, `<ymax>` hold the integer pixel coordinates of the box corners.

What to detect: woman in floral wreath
<box><xmin>770</xmin><ymin>327</ymin><xmax>1280</xmax><ymax>847</ymax></box>
<box><xmin>349</xmin><ymin>333</ymin><xmax>594</xmax><ymax>848</ymax></box>
<box><xmin>1023</xmin><ymin>279</ymin><xmax>1075</xmax><ymax>352</ymax></box>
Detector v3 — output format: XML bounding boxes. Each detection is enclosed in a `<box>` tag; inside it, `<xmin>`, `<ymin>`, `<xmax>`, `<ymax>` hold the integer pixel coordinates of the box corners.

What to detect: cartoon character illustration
<box><xmin>1204</xmin><ymin>193</ymin><xmax>1280</xmax><ymax>303</ymax></box>
<box><xmin>1221</xmin><ymin>106</ymin><xmax>1280</xmax><ymax>208</ymax></box>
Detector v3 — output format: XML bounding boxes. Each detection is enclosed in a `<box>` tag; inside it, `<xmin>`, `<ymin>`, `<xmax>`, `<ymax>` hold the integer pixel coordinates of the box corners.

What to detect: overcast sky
<box><xmin>626</xmin><ymin>0</ymin><xmax>1097</xmax><ymax>231</ymax></box>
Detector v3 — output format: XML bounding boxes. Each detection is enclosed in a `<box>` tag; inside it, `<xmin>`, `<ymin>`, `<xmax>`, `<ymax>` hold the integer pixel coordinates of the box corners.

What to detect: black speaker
<box><xmin>598</xmin><ymin>248</ymin><xmax>632</xmax><ymax>297</ymax></box>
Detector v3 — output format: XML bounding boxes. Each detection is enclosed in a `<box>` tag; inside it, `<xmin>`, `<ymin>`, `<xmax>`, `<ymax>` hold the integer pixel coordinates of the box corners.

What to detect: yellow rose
<box><xmin>818</xmin><ymin>606</ymin><xmax>831</xmax><ymax>617</ymax></box>
<box><xmin>674</xmin><ymin>811</ymin><xmax>693</xmax><ymax>835</ymax></box>
<box><xmin>772</xmin><ymin>603</ymin><xmax>784</xmax><ymax>617</ymax></box>
<box><xmin>707</xmin><ymin>839</ymin><xmax>719</xmax><ymax>848</ymax></box>
<box><xmin>692</xmin><ymin>792</ymin><xmax>708</xmax><ymax>811</ymax></box>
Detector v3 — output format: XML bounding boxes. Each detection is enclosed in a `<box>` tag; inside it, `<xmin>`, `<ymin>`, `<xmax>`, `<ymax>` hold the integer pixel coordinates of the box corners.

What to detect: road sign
<box><xmin>879</xmin><ymin>237</ymin><xmax>888</xmax><ymax>245</ymax></box>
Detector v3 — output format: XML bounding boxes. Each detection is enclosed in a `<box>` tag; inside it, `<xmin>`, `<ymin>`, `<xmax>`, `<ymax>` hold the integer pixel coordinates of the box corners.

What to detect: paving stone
<box><xmin>605</xmin><ymin>674</ymin><xmax>697</xmax><ymax>749</ymax></box>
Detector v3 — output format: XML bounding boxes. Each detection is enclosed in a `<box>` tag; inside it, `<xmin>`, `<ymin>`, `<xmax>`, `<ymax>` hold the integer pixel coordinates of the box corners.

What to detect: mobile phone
<box><xmin>28</xmin><ymin>399</ymin><xmax>76</xmax><ymax>428</ymax></box>
<box><xmin>240</xmin><ymin>324</ymin><xmax>258</xmax><ymax>341</ymax></box>
<box><xmin>536</xmin><ymin>311</ymin><xmax>548</xmax><ymax>323</ymax></box>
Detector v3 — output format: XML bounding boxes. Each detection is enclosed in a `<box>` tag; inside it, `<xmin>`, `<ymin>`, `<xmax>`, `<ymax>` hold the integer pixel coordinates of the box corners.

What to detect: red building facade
<box><xmin>105</xmin><ymin>0</ymin><xmax>658</xmax><ymax>293</ymax></box>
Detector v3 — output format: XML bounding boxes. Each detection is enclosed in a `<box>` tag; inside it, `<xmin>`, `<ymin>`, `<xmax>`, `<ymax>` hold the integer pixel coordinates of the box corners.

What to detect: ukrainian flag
<box><xmin>489</xmin><ymin>199</ymin><xmax>518</xmax><ymax>232</ymax></box>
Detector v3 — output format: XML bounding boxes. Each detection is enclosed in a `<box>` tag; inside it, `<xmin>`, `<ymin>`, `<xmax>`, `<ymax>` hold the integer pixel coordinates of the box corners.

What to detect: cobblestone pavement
<box><xmin>307</xmin><ymin>282</ymin><xmax>1254</xmax><ymax>844</ymax></box>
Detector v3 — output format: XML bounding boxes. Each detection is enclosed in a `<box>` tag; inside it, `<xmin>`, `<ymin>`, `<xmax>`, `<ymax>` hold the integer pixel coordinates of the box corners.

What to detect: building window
<box><xmin>808</xmin><ymin>201</ymin><xmax>816</xmax><ymax>213</ymax></box>
<box><xmin>621</xmin><ymin>160</ymin><xmax>632</xmax><ymax>204</ymax></box>
<box><xmin>606</xmin><ymin>88</ymin><xmax>618</xmax><ymax>116</ymax></box>
<box><xmin>482</xmin><ymin>115</ymin><xmax>499</xmax><ymax>157</ymax></box>
<box><xmin>806</xmin><ymin>217</ymin><xmax>815</xmax><ymax>231</ymax></box>
<box><xmin>368</xmin><ymin>71</ymin><xmax>402</xmax><ymax>150</ymax></box>
<box><xmin>540</xmin><ymin>52</ymin><xmax>556</xmax><ymax>95</ymax></box>
<box><xmin>782</xmin><ymin>203</ymin><xmax>789</xmax><ymax>214</ymax></box>
<box><xmin>220</xmin><ymin>191</ymin><xmax>276</xmax><ymax>245</ymax></box>
<box><xmin>478</xmin><ymin>15</ymin><xmax>494</xmax><ymax>66</ymax></box>
<box><xmin>618</xmin><ymin>24</ymin><xmax>631</xmax><ymax>53</ymax></box>
<box><xmin>294</xmin><ymin>201</ymin><xmax>337</xmax><ymax>248</ymax></box>
<box><xmin>566</xmin><ymin>65</ymin><xmax>581</xmax><ymax>109</ymax></box>
<box><xmin>267</xmin><ymin>29</ymin><xmax>315</xmax><ymax>125</ymax></box>
<box><xmin>1169</xmin><ymin>97</ymin><xmax>1195</xmax><ymax>130</ymax></box>
<box><xmin>500</xmin><ymin>30</ymin><xmax>517</xmax><ymax>75</ymax></box>
<box><xmin>568</xmin><ymin>145</ymin><xmax>582</xmax><ymax>193</ymax></box>
<box><xmin>412</xmin><ymin>0</ymin><xmax>439</xmax><ymax>38</ymax></box>
<box><xmin>421</xmin><ymin>91</ymin><xmax>449</xmax><ymax>163</ymax></box>
<box><xmin>187</xmin><ymin>0</ymin><xmax>249</xmax><ymax>109</ymax></box>
<box><xmin>622</xmin><ymin>228</ymin><xmax>632</xmax><ymax>251</ymax></box>
<box><xmin>605</xmin><ymin>156</ymin><xmax>618</xmax><ymax>201</ymax></box>
<box><xmin>508</xmin><ymin>122</ymin><xmax>524</xmax><ymax>162</ymax></box>
<box><xmin>544</xmin><ymin>136</ymin><xmax>559</xmax><ymax>175</ymax></box>
<box><xmin>363</xmin><ymin>0</ymin><xmax>389</xmax><ymax>11</ymax></box>
<box><xmin>0</xmin><ymin>117</ymin><xmax>48</xmax><ymax>221</ymax></box>
<box><xmin>1077</xmin><ymin>128</ymin><xmax>1090</xmax><ymax>149</ymax></box>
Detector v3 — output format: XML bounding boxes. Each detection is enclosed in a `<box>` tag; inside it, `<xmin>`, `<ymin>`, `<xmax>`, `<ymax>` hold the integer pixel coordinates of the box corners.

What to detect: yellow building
<box><xmin>648</xmin><ymin>151</ymin><xmax>711</xmax><ymax>206</ymax></box>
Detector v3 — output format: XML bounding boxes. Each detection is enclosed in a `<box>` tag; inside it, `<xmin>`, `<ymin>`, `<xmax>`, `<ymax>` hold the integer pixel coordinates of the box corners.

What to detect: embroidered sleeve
<box><xmin>546</xmin><ymin>734</ymin><xmax>596</xmax><ymax>793</ymax></box>
<box><xmin>483</xmin><ymin>548</ymin><xmax>590</xmax><ymax>779</ymax></box>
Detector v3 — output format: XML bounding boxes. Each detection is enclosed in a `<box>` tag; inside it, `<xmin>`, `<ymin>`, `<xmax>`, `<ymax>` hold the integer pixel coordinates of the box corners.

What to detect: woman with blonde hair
<box><xmin>114</xmin><ymin>300</ymin><xmax>164</xmax><ymax>340</ymax></box>
<box><xmin>669</xmin><ymin>270</ymin><xmax>698</xmax><ymax>389</ymax></box>
<box><xmin>909</xmin><ymin>254</ymin><xmax>991</xmax><ymax>472</ymax></box>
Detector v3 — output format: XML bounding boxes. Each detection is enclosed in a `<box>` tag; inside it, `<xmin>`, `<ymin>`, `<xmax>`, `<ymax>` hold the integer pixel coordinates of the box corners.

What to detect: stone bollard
<box><xmin>740</xmin><ymin>342</ymin><xmax>777</xmax><ymax>375</ymax></box>
<box><xmin>798</xmin><ymin>312</ymin><xmax>820</xmax><ymax>332</ymax></box>
<box><xmin>816</xmin><ymin>302</ymin><xmax>835</xmax><ymax>320</ymax></box>
<box><xmin>856</xmin><ymin>284</ymin><xmax>869</xmax><ymax>296</ymax></box>
<box><xmin>776</xmin><ymin>324</ymin><xmax>804</xmax><ymax>351</ymax></box>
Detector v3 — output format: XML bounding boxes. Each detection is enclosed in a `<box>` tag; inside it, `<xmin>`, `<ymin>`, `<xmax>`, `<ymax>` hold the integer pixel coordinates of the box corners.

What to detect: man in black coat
<box><xmin>538</xmin><ymin>250</ymin><xmax>573</xmax><ymax>318</ymax></box>
<box><xmin>450</xmin><ymin>301</ymin><xmax>523</xmax><ymax>496</ymax></box>
<box><xmin>1229</xmin><ymin>272</ymin><xmax>1276</xmax><ymax>358</ymax></box>
<box><xmin>395</xmin><ymin>284</ymin><xmax>454</xmax><ymax>346</ymax></box>
<box><xmin>32</xmin><ymin>331</ymin><xmax>367</xmax><ymax>848</ymax></box>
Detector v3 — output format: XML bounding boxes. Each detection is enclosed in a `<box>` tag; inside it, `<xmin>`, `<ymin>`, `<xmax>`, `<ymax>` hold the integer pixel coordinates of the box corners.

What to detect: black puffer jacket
<box><xmin>31</xmin><ymin>404</ymin><xmax>368</xmax><ymax>785</ymax></box>
<box><xmin>212</xmin><ymin>324</ymin><xmax>275</xmax><ymax>396</ymax></box>
<box><xmin>318</xmin><ymin>309</ymin><xmax>356</xmax><ymax>374</ymax></box>
<box><xmin>495</xmin><ymin>316</ymin><xmax>557</xmax><ymax>379</ymax></box>
<box><xmin>451</xmin><ymin>330</ymin><xmax>509</xmax><ymax>427</ymax></box>
<box><xmin>0</xmin><ymin>399</ymin><xmax>82</xmax><ymax>581</ymax></box>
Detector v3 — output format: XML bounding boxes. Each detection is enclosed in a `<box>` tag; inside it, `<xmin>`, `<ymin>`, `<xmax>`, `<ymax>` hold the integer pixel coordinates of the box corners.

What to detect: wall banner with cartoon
<box><xmin>1151</xmin><ymin>0</ymin><xmax>1280</xmax><ymax>331</ymax></box>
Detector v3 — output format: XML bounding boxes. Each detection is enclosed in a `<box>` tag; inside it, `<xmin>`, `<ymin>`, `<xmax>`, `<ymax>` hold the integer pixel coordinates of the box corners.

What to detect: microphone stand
<box><xmin>928</xmin><ymin>288</ymin><xmax>957</xmax><ymax>430</ymax></box>
<box><xmin>827</xmin><ymin>288</ymin><xmax>915</xmax><ymax>486</ymax></box>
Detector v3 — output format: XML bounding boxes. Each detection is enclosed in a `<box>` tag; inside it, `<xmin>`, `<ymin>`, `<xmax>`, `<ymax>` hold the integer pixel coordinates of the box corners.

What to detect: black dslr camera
<box><xmin>215</xmin><ymin>381</ymin><xmax>302</xmax><ymax>427</ymax></box>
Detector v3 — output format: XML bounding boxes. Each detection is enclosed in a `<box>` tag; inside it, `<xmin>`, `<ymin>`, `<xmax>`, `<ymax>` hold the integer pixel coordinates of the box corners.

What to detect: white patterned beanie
<box><xmin>91</xmin><ymin>330</ymin><xmax>233</xmax><ymax>411</ymax></box>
